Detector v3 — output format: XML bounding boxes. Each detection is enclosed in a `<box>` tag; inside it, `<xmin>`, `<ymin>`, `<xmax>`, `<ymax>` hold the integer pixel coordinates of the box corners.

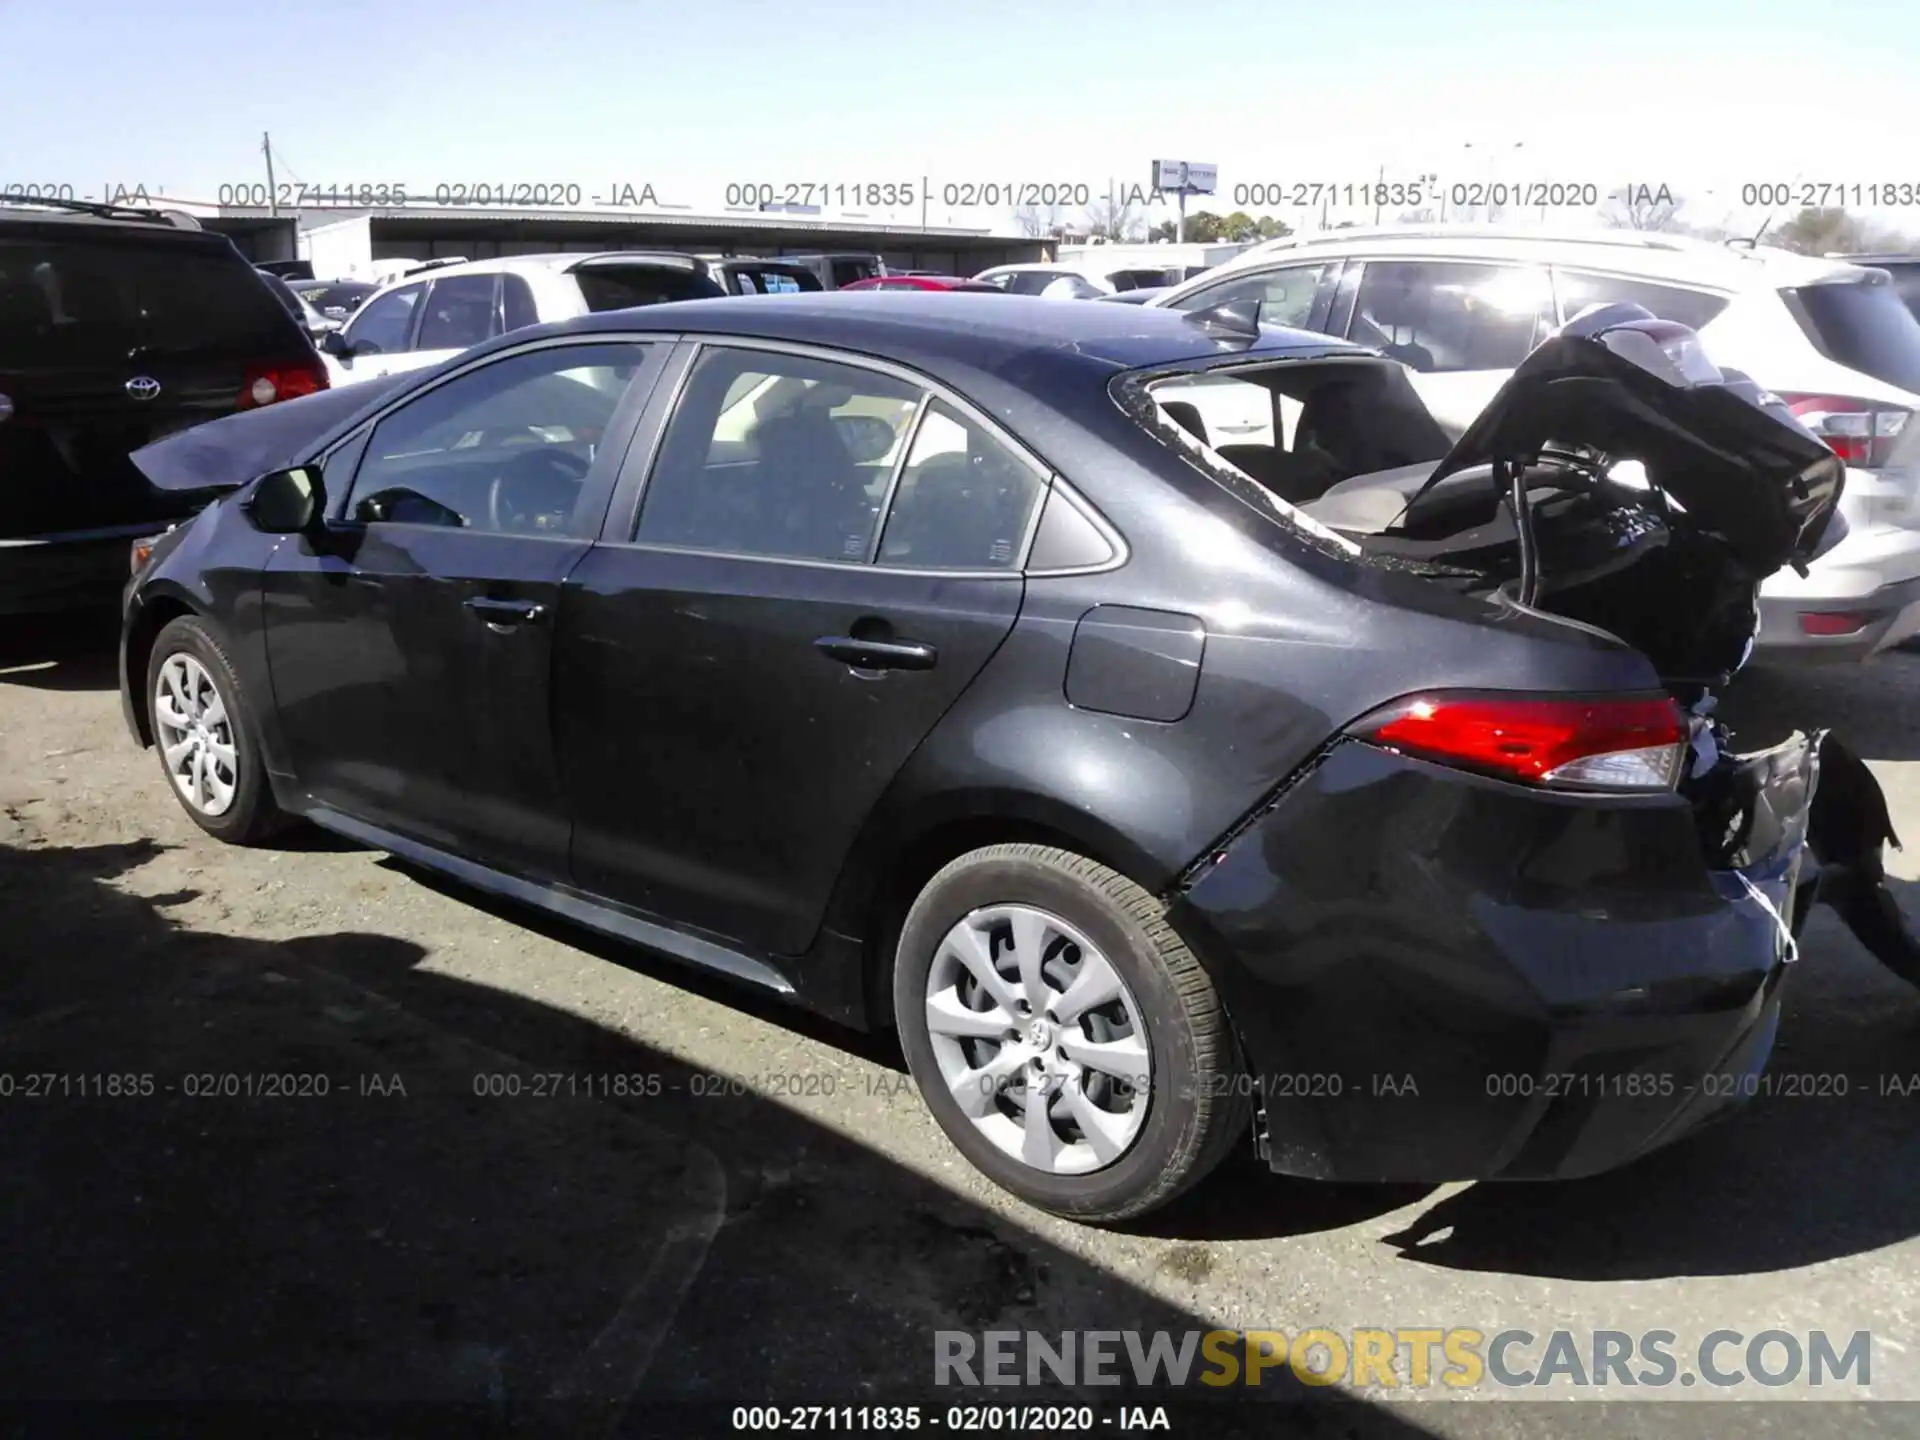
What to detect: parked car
<box><xmin>1148</xmin><ymin>226</ymin><xmax>1920</xmax><ymax>661</ymax></box>
<box><xmin>257</xmin><ymin>268</ymin><xmax>340</xmax><ymax>341</ymax></box>
<box><xmin>974</xmin><ymin>261</ymin><xmax>1192</xmax><ymax>297</ymax></box>
<box><xmin>840</xmin><ymin>274</ymin><xmax>1005</xmax><ymax>292</ymax></box>
<box><xmin>704</xmin><ymin>258</ymin><xmax>824</xmax><ymax>295</ymax></box>
<box><xmin>119</xmin><ymin>292</ymin><xmax>1898</xmax><ymax>1221</ymax></box>
<box><xmin>1828</xmin><ymin>253</ymin><xmax>1920</xmax><ymax>322</ymax></box>
<box><xmin>776</xmin><ymin>252</ymin><xmax>887</xmax><ymax>289</ymax></box>
<box><xmin>287</xmin><ymin>278</ymin><xmax>378</xmax><ymax>322</ymax></box>
<box><xmin>318</xmin><ymin>252</ymin><xmax>726</xmax><ymax>388</ymax></box>
<box><xmin>0</xmin><ymin>195</ymin><xmax>326</xmax><ymax>615</ymax></box>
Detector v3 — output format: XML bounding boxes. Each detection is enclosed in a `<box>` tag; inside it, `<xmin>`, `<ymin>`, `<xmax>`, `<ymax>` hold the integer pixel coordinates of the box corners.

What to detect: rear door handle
<box><xmin>814</xmin><ymin>635</ymin><xmax>938</xmax><ymax>671</ymax></box>
<box><xmin>464</xmin><ymin>596</ymin><xmax>547</xmax><ymax>626</ymax></box>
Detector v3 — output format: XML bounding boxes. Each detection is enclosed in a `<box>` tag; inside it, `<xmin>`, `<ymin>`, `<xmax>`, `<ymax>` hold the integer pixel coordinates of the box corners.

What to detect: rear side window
<box><xmin>502</xmin><ymin>273</ymin><xmax>539</xmax><ymax>330</ymax></box>
<box><xmin>1555</xmin><ymin>271</ymin><xmax>1730</xmax><ymax>332</ymax></box>
<box><xmin>1781</xmin><ymin>277</ymin><xmax>1920</xmax><ymax>393</ymax></box>
<box><xmin>877</xmin><ymin>400</ymin><xmax>1046</xmax><ymax>570</ymax></box>
<box><xmin>415</xmin><ymin>273</ymin><xmax>499</xmax><ymax>350</ymax></box>
<box><xmin>1347</xmin><ymin>261</ymin><xmax>1552</xmax><ymax>372</ymax></box>
<box><xmin>732</xmin><ymin>266</ymin><xmax>818</xmax><ymax>294</ymax></box>
<box><xmin>0</xmin><ymin>237</ymin><xmax>300</xmax><ymax>367</ymax></box>
<box><xmin>574</xmin><ymin>266</ymin><xmax>717</xmax><ymax>311</ymax></box>
<box><xmin>831</xmin><ymin>257</ymin><xmax>880</xmax><ymax>287</ymax></box>
<box><xmin>635</xmin><ymin>346</ymin><xmax>921</xmax><ymax>561</ymax></box>
<box><xmin>343</xmin><ymin>284</ymin><xmax>424</xmax><ymax>355</ymax></box>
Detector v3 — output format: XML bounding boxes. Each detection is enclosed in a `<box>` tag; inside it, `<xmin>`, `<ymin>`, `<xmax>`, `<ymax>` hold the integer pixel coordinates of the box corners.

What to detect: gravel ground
<box><xmin>4</xmin><ymin>612</ymin><xmax>1920</xmax><ymax>1439</ymax></box>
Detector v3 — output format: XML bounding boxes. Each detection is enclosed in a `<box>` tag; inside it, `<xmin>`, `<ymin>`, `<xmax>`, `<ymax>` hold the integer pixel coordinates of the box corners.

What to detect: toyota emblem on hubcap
<box><xmin>126</xmin><ymin>376</ymin><xmax>162</xmax><ymax>401</ymax></box>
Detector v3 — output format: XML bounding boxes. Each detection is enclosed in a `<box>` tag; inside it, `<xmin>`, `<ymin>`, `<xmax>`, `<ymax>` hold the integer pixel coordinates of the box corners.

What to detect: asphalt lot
<box><xmin>4</xmin><ymin>612</ymin><xmax>1920</xmax><ymax>1438</ymax></box>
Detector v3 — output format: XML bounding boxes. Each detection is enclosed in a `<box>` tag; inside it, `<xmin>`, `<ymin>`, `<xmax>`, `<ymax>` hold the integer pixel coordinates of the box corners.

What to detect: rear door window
<box><xmin>1346</xmin><ymin>261</ymin><xmax>1552</xmax><ymax>372</ymax></box>
<box><xmin>0</xmin><ymin>236</ymin><xmax>300</xmax><ymax>367</ymax></box>
<box><xmin>1554</xmin><ymin>270</ymin><xmax>1731</xmax><ymax>332</ymax></box>
<box><xmin>1781</xmin><ymin>276</ymin><xmax>1920</xmax><ymax>392</ymax></box>
<box><xmin>876</xmin><ymin>400</ymin><xmax>1047</xmax><ymax>570</ymax></box>
<box><xmin>343</xmin><ymin>283</ymin><xmax>425</xmax><ymax>355</ymax></box>
<box><xmin>415</xmin><ymin>273</ymin><xmax>499</xmax><ymax>350</ymax></box>
<box><xmin>635</xmin><ymin>346</ymin><xmax>922</xmax><ymax>561</ymax></box>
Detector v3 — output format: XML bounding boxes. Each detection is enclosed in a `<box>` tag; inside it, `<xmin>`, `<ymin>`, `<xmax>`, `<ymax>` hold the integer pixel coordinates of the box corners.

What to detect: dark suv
<box><xmin>0</xmin><ymin>198</ymin><xmax>326</xmax><ymax>614</ymax></box>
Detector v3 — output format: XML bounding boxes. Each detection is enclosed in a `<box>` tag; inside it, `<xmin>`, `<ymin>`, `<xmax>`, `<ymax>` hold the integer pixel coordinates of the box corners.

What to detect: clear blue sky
<box><xmin>5</xmin><ymin>0</ymin><xmax>1914</xmax><ymax>230</ymax></box>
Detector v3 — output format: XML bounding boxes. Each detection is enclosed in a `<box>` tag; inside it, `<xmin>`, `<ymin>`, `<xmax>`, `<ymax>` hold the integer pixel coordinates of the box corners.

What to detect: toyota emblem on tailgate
<box><xmin>126</xmin><ymin>376</ymin><xmax>162</xmax><ymax>401</ymax></box>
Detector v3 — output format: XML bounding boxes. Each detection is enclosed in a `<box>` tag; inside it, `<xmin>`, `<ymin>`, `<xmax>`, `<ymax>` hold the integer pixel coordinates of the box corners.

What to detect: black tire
<box><xmin>145</xmin><ymin>614</ymin><xmax>290</xmax><ymax>845</ymax></box>
<box><xmin>893</xmin><ymin>843</ymin><xmax>1253</xmax><ymax>1223</ymax></box>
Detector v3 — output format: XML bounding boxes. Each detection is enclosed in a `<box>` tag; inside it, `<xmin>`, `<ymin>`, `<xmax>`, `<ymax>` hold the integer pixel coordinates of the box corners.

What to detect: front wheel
<box><xmin>893</xmin><ymin>843</ymin><xmax>1252</xmax><ymax>1223</ymax></box>
<box><xmin>146</xmin><ymin>614</ymin><xmax>289</xmax><ymax>845</ymax></box>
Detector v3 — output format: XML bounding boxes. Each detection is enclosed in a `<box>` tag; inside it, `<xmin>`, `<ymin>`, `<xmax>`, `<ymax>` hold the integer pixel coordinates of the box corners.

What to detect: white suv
<box><xmin>320</xmin><ymin>252</ymin><xmax>724</xmax><ymax>388</ymax></box>
<box><xmin>1147</xmin><ymin>226</ymin><xmax>1920</xmax><ymax>661</ymax></box>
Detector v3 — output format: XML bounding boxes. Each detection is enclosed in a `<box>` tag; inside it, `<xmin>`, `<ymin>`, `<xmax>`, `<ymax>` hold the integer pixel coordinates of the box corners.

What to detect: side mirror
<box><xmin>246</xmin><ymin>466</ymin><xmax>324</xmax><ymax>533</ymax></box>
<box><xmin>321</xmin><ymin>329</ymin><xmax>353</xmax><ymax>358</ymax></box>
<box><xmin>308</xmin><ymin>317</ymin><xmax>340</xmax><ymax>341</ymax></box>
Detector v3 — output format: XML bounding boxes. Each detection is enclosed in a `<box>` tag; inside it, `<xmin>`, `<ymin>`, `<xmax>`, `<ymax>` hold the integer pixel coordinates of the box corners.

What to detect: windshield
<box><xmin>1782</xmin><ymin>275</ymin><xmax>1920</xmax><ymax>392</ymax></box>
<box><xmin>0</xmin><ymin>237</ymin><xmax>297</xmax><ymax>367</ymax></box>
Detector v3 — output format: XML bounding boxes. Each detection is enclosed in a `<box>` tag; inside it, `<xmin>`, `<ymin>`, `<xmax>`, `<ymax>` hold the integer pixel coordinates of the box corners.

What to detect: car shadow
<box><xmin>1369</xmin><ymin>877</ymin><xmax>1920</xmax><ymax>1281</ymax></box>
<box><xmin>0</xmin><ymin>607</ymin><xmax>122</xmax><ymax>693</ymax></box>
<box><xmin>0</xmin><ymin>834</ymin><xmax>1453</xmax><ymax>1439</ymax></box>
<box><xmin>376</xmin><ymin>853</ymin><xmax>1433</xmax><ymax>1243</ymax></box>
<box><xmin>364</xmin><ymin>838</ymin><xmax>1920</xmax><ymax>1267</ymax></box>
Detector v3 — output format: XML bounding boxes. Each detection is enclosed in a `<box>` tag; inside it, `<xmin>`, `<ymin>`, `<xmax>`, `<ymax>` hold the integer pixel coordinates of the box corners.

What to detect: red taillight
<box><xmin>1779</xmin><ymin>393</ymin><xmax>1909</xmax><ymax>468</ymax></box>
<box><xmin>1350</xmin><ymin>692</ymin><xmax>1689</xmax><ymax>793</ymax></box>
<box><xmin>1798</xmin><ymin>611</ymin><xmax>1872</xmax><ymax>636</ymax></box>
<box><xmin>238</xmin><ymin>359</ymin><xmax>328</xmax><ymax>410</ymax></box>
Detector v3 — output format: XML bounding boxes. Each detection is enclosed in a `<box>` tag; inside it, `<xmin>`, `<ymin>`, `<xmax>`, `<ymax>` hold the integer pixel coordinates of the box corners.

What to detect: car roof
<box><xmin>390</xmin><ymin>251</ymin><xmax>700</xmax><ymax>281</ymax></box>
<box><xmin>510</xmin><ymin>291</ymin><xmax>1361</xmax><ymax>377</ymax></box>
<box><xmin>0</xmin><ymin>202</ymin><xmax>232</xmax><ymax>248</ymax></box>
<box><xmin>1206</xmin><ymin>225</ymin><xmax>1869</xmax><ymax>290</ymax></box>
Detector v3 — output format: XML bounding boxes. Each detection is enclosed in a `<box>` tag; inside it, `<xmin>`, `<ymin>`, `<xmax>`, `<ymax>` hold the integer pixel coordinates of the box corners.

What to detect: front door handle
<box><xmin>814</xmin><ymin>635</ymin><xmax>938</xmax><ymax>671</ymax></box>
<box><xmin>465</xmin><ymin>596</ymin><xmax>547</xmax><ymax>626</ymax></box>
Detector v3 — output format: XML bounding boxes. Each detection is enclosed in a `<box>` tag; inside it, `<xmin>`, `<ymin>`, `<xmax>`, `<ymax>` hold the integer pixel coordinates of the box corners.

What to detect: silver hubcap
<box><xmin>924</xmin><ymin>904</ymin><xmax>1151</xmax><ymax>1176</ymax></box>
<box><xmin>153</xmin><ymin>653</ymin><xmax>238</xmax><ymax>817</ymax></box>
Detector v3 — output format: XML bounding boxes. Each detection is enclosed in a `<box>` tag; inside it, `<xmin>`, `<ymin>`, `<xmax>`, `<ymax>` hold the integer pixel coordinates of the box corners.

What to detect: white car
<box><xmin>972</xmin><ymin>260</ymin><xmax>1197</xmax><ymax>300</ymax></box>
<box><xmin>1145</xmin><ymin>226</ymin><xmax>1920</xmax><ymax>661</ymax></box>
<box><xmin>320</xmin><ymin>252</ymin><xmax>725</xmax><ymax>388</ymax></box>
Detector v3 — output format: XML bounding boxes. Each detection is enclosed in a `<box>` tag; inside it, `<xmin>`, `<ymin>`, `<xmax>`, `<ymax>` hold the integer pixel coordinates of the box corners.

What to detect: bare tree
<box><xmin>1081</xmin><ymin>194</ymin><xmax>1145</xmax><ymax>242</ymax></box>
<box><xmin>1601</xmin><ymin>186</ymin><xmax>1686</xmax><ymax>232</ymax></box>
<box><xmin>1013</xmin><ymin>202</ymin><xmax>1064</xmax><ymax>239</ymax></box>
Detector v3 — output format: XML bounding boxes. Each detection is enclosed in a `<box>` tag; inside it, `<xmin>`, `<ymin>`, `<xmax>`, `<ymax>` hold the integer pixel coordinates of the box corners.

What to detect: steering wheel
<box><xmin>487</xmin><ymin>447</ymin><xmax>591</xmax><ymax>532</ymax></box>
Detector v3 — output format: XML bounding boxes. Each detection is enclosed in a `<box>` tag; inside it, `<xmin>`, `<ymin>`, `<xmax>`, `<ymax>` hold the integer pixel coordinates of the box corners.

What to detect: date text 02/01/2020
<box><xmin>207</xmin><ymin>182</ymin><xmax>663</xmax><ymax>208</ymax></box>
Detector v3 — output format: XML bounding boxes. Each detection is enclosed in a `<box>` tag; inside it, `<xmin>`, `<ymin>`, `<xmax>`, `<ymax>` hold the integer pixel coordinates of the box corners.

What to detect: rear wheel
<box><xmin>146</xmin><ymin>615</ymin><xmax>289</xmax><ymax>845</ymax></box>
<box><xmin>893</xmin><ymin>843</ymin><xmax>1252</xmax><ymax>1222</ymax></box>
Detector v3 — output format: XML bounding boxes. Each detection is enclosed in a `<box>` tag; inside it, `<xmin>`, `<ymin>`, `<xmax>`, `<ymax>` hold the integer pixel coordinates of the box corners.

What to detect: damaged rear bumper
<box><xmin>1169</xmin><ymin>735</ymin><xmax>1820</xmax><ymax>1184</ymax></box>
